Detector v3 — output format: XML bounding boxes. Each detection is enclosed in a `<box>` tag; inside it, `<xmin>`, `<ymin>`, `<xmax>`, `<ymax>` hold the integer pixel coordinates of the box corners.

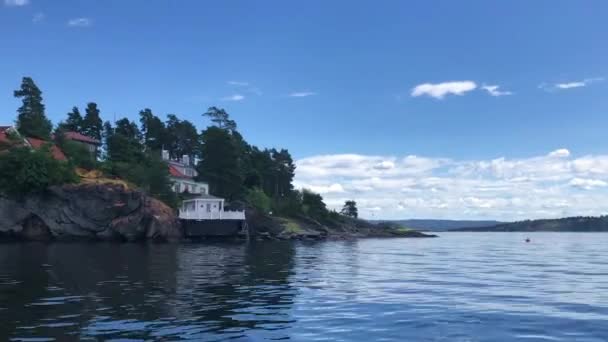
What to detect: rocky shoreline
<box><xmin>0</xmin><ymin>184</ymin><xmax>436</xmax><ymax>242</ymax></box>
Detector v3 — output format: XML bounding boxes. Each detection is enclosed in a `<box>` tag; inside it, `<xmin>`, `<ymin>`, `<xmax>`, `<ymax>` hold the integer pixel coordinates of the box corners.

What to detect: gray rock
<box><xmin>0</xmin><ymin>184</ymin><xmax>182</xmax><ymax>241</ymax></box>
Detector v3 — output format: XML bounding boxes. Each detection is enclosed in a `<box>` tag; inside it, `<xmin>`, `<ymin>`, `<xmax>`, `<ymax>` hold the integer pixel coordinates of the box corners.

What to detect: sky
<box><xmin>1</xmin><ymin>1</ymin><xmax>608</xmax><ymax>220</ymax></box>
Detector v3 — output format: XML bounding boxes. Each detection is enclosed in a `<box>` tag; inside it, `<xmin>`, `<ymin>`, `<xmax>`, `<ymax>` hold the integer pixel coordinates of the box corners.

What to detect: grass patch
<box><xmin>278</xmin><ymin>217</ymin><xmax>303</xmax><ymax>234</ymax></box>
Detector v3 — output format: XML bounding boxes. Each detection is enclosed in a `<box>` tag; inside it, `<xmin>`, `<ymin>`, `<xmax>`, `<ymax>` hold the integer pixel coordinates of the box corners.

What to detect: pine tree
<box><xmin>196</xmin><ymin>126</ymin><xmax>244</xmax><ymax>200</ymax></box>
<box><xmin>341</xmin><ymin>200</ymin><xmax>358</xmax><ymax>218</ymax></box>
<box><xmin>59</xmin><ymin>106</ymin><xmax>84</xmax><ymax>132</ymax></box>
<box><xmin>139</xmin><ymin>108</ymin><xmax>167</xmax><ymax>152</ymax></box>
<box><xmin>82</xmin><ymin>102</ymin><xmax>103</xmax><ymax>141</ymax></box>
<box><xmin>14</xmin><ymin>77</ymin><xmax>52</xmax><ymax>139</ymax></box>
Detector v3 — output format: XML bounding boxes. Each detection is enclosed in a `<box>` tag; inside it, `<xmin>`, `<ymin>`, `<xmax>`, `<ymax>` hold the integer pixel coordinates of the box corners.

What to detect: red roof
<box><xmin>168</xmin><ymin>164</ymin><xmax>191</xmax><ymax>179</ymax></box>
<box><xmin>0</xmin><ymin>126</ymin><xmax>23</xmax><ymax>149</ymax></box>
<box><xmin>0</xmin><ymin>127</ymin><xmax>9</xmax><ymax>145</ymax></box>
<box><xmin>63</xmin><ymin>131</ymin><xmax>100</xmax><ymax>145</ymax></box>
<box><xmin>26</xmin><ymin>137</ymin><xmax>68</xmax><ymax>161</ymax></box>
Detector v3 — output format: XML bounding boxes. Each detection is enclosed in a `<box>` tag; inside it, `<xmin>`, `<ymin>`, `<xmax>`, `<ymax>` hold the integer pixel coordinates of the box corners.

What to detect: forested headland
<box><xmin>0</xmin><ymin>76</ymin><xmax>368</xmax><ymax>230</ymax></box>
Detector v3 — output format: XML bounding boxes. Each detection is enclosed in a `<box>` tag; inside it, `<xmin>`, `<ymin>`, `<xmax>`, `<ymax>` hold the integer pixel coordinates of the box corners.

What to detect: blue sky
<box><xmin>2</xmin><ymin>1</ymin><xmax>608</xmax><ymax>219</ymax></box>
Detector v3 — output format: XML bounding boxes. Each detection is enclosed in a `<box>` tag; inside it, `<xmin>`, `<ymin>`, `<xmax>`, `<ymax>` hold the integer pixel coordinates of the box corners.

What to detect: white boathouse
<box><xmin>178</xmin><ymin>194</ymin><xmax>245</xmax><ymax>221</ymax></box>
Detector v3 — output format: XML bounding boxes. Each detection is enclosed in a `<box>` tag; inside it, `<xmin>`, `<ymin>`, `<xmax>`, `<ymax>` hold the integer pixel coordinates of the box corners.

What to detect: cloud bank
<box><xmin>294</xmin><ymin>149</ymin><xmax>608</xmax><ymax>221</ymax></box>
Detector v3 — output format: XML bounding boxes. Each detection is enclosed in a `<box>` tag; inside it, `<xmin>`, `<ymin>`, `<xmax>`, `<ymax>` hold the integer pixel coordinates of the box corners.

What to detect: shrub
<box><xmin>0</xmin><ymin>146</ymin><xmax>77</xmax><ymax>198</ymax></box>
<box><xmin>60</xmin><ymin>140</ymin><xmax>97</xmax><ymax>170</ymax></box>
<box><xmin>246</xmin><ymin>187</ymin><xmax>271</xmax><ymax>213</ymax></box>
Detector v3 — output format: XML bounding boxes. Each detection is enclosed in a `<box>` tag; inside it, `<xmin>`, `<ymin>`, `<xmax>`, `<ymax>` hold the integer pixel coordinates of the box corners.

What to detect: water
<box><xmin>1</xmin><ymin>233</ymin><xmax>608</xmax><ymax>341</ymax></box>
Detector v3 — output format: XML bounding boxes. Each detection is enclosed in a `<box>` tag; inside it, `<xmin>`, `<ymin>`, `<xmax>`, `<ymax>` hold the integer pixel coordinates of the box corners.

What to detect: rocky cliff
<box><xmin>0</xmin><ymin>184</ymin><xmax>181</xmax><ymax>241</ymax></box>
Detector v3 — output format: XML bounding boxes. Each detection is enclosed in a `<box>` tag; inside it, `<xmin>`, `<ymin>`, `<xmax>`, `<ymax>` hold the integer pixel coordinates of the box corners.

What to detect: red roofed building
<box><xmin>25</xmin><ymin>137</ymin><xmax>67</xmax><ymax>161</ymax></box>
<box><xmin>0</xmin><ymin>126</ymin><xmax>67</xmax><ymax>161</ymax></box>
<box><xmin>162</xmin><ymin>150</ymin><xmax>209</xmax><ymax>195</ymax></box>
<box><xmin>61</xmin><ymin>131</ymin><xmax>100</xmax><ymax>156</ymax></box>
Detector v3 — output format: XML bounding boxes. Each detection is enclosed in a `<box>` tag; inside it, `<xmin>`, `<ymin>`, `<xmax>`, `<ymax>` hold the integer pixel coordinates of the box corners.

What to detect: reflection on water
<box><xmin>1</xmin><ymin>233</ymin><xmax>608</xmax><ymax>341</ymax></box>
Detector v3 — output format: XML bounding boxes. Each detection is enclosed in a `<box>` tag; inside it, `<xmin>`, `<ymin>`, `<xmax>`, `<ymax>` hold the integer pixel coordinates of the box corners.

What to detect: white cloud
<box><xmin>32</xmin><ymin>12</ymin><xmax>45</xmax><ymax>23</ymax></box>
<box><xmin>227</xmin><ymin>81</ymin><xmax>249</xmax><ymax>86</ymax></box>
<box><xmin>67</xmin><ymin>18</ymin><xmax>92</xmax><ymax>27</ymax></box>
<box><xmin>4</xmin><ymin>0</ymin><xmax>29</xmax><ymax>7</ymax></box>
<box><xmin>548</xmin><ymin>148</ymin><xmax>570</xmax><ymax>158</ymax></box>
<box><xmin>541</xmin><ymin>78</ymin><xmax>603</xmax><ymax>91</ymax></box>
<box><xmin>301</xmin><ymin>183</ymin><xmax>345</xmax><ymax>194</ymax></box>
<box><xmin>289</xmin><ymin>91</ymin><xmax>316</xmax><ymax>98</ymax></box>
<box><xmin>295</xmin><ymin>150</ymin><xmax>608</xmax><ymax>220</ymax></box>
<box><xmin>556</xmin><ymin>82</ymin><xmax>586</xmax><ymax>89</ymax></box>
<box><xmin>569</xmin><ymin>178</ymin><xmax>608</xmax><ymax>190</ymax></box>
<box><xmin>411</xmin><ymin>81</ymin><xmax>477</xmax><ymax>99</ymax></box>
<box><xmin>482</xmin><ymin>84</ymin><xmax>512</xmax><ymax>96</ymax></box>
<box><xmin>221</xmin><ymin>94</ymin><xmax>245</xmax><ymax>101</ymax></box>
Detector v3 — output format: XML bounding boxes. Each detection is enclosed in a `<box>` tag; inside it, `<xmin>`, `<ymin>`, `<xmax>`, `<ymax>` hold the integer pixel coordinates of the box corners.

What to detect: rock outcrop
<box><xmin>0</xmin><ymin>184</ymin><xmax>181</xmax><ymax>241</ymax></box>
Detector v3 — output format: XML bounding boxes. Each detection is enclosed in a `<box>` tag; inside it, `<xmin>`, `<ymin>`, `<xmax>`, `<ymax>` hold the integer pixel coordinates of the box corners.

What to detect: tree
<box><xmin>341</xmin><ymin>200</ymin><xmax>358</xmax><ymax>218</ymax></box>
<box><xmin>103</xmin><ymin>118</ymin><xmax>177</xmax><ymax>208</ymax></box>
<box><xmin>165</xmin><ymin>114</ymin><xmax>199</xmax><ymax>159</ymax></box>
<box><xmin>139</xmin><ymin>108</ymin><xmax>167</xmax><ymax>152</ymax></box>
<box><xmin>302</xmin><ymin>189</ymin><xmax>328</xmax><ymax>220</ymax></box>
<box><xmin>246</xmin><ymin>187</ymin><xmax>272</xmax><ymax>213</ymax></box>
<box><xmin>271</xmin><ymin>148</ymin><xmax>296</xmax><ymax>197</ymax></box>
<box><xmin>54</xmin><ymin>128</ymin><xmax>96</xmax><ymax>170</ymax></box>
<box><xmin>203</xmin><ymin>106</ymin><xmax>237</xmax><ymax>131</ymax></box>
<box><xmin>14</xmin><ymin>77</ymin><xmax>52</xmax><ymax>139</ymax></box>
<box><xmin>106</xmin><ymin>118</ymin><xmax>143</xmax><ymax>163</ymax></box>
<box><xmin>58</xmin><ymin>106</ymin><xmax>84</xmax><ymax>132</ymax></box>
<box><xmin>196</xmin><ymin>126</ymin><xmax>244</xmax><ymax>200</ymax></box>
<box><xmin>82</xmin><ymin>102</ymin><xmax>103</xmax><ymax>141</ymax></box>
<box><xmin>0</xmin><ymin>146</ymin><xmax>77</xmax><ymax>198</ymax></box>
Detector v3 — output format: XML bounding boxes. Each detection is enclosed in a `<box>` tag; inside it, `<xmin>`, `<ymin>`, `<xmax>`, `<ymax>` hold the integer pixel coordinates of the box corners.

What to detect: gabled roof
<box><xmin>63</xmin><ymin>131</ymin><xmax>101</xmax><ymax>145</ymax></box>
<box><xmin>0</xmin><ymin>126</ymin><xmax>67</xmax><ymax>161</ymax></box>
<box><xmin>0</xmin><ymin>126</ymin><xmax>26</xmax><ymax>150</ymax></box>
<box><xmin>26</xmin><ymin>137</ymin><xmax>68</xmax><ymax>161</ymax></box>
<box><xmin>169</xmin><ymin>164</ymin><xmax>192</xmax><ymax>179</ymax></box>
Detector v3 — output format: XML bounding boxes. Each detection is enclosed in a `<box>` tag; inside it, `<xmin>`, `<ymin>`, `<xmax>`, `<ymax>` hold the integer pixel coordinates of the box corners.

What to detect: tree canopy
<box><xmin>341</xmin><ymin>200</ymin><xmax>358</xmax><ymax>218</ymax></box>
<box><xmin>14</xmin><ymin>77</ymin><xmax>52</xmax><ymax>139</ymax></box>
<box><xmin>82</xmin><ymin>102</ymin><xmax>103</xmax><ymax>142</ymax></box>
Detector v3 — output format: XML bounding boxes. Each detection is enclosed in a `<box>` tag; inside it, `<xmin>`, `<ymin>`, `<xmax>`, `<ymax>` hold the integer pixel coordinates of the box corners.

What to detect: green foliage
<box><xmin>58</xmin><ymin>106</ymin><xmax>84</xmax><ymax>132</ymax></box>
<box><xmin>60</xmin><ymin>139</ymin><xmax>97</xmax><ymax>170</ymax></box>
<box><xmin>203</xmin><ymin>106</ymin><xmax>237</xmax><ymax>131</ymax></box>
<box><xmin>165</xmin><ymin>114</ymin><xmax>200</xmax><ymax>159</ymax></box>
<box><xmin>106</xmin><ymin>118</ymin><xmax>144</xmax><ymax>163</ymax></box>
<box><xmin>14</xmin><ymin>77</ymin><xmax>52</xmax><ymax>139</ymax></box>
<box><xmin>196</xmin><ymin>126</ymin><xmax>244</xmax><ymax>200</ymax></box>
<box><xmin>139</xmin><ymin>108</ymin><xmax>167</xmax><ymax>152</ymax></box>
<box><xmin>82</xmin><ymin>102</ymin><xmax>103</xmax><ymax>142</ymax></box>
<box><xmin>302</xmin><ymin>189</ymin><xmax>329</xmax><ymax>220</ymax></box>
<box><xmin>272</xmin><ymin>190</ymin><xmax>303</xmax><ymax>216</ymax></box>
<box><xmin>341</xmin><ymin>200</ymin><xmax>358</xmax><ymax>218</ymax></box>
<box><xmin>0</xmin><ymin>146</ymin><xmax>77</xmax><ymax>198</ymax></box>
<box><xmin>102</xmin><ymin>119</ymin><xmax>177</xmax><ymax>208</ymax></box>
<box><xmin>245</xmin><ymin>187</ymin><xmax>272</xmax><ymax>213</ymax></box>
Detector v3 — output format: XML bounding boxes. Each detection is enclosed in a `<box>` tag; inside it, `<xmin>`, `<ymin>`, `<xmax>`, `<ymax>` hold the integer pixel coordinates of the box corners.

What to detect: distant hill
<box><xmin>371</xmin><ymin>219</ymin><xmax>503</xmax><ymax>231</ymax></box>
<box><xmin>453</xmin><ymin>216</ymin><xmax>608</xmax><ymax>232</ymax></box>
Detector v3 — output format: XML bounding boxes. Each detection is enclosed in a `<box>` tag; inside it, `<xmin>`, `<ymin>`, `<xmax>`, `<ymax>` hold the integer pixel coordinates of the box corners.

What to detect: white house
<box><xmin>179</xmin><ymin>194</ymin><xmax>245</xmax><ymax>220</ymax></box>
<box><xmin>162</xmin><ymin>150</ymin><xmax>209</xmax><ymax>195</ymax></box>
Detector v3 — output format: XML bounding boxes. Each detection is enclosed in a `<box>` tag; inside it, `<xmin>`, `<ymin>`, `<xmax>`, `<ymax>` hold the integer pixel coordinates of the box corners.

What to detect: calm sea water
<box><xmin>1</xmin><ymin>233</ymin><xmax>608</xmax><ymax>341</ymax></box>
